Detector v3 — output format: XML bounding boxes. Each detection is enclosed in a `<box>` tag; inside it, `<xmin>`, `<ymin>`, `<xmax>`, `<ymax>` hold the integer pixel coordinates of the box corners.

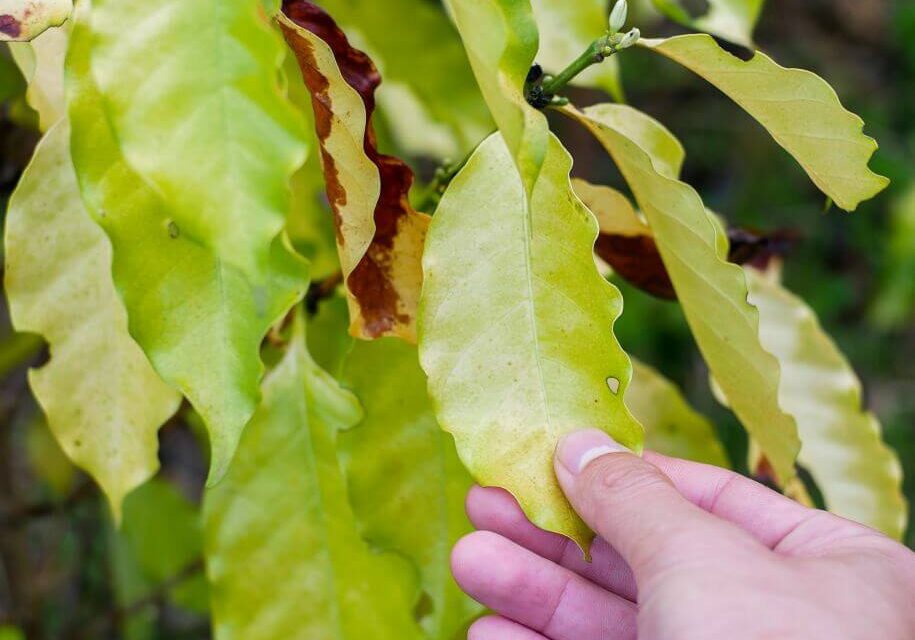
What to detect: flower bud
<box><xmin>618</xmin><ymin>27</ymin><xmax>640</xmax><ymax>49</ymax></box>
<box><xmin>609</xmin><ymin>0</ymin><xmax>628</xmax><ymax>34</ymax></box>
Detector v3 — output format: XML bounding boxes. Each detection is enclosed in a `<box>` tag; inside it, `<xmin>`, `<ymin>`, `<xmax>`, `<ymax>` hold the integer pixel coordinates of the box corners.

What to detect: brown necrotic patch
<box><xmin>595</xmin><ymin>233</ymin><xmax>677</xmax><ymax>300</ymax></box>
<box><xmin>281</xmin><ymin>0</ymin><xmax>429</xmax><ymax>340</ymax></box>
<box><xmin>596</xmin><ymin>227</ymin><xmax>796</xmax><ymax>301</ymax></box>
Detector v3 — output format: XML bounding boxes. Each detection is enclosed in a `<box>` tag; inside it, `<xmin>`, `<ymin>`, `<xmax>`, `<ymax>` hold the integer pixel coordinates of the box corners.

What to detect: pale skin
<box><xmin>452</xmin><ymin>429</ymin><xmax>915</xmax><ymax>640</ymax></box>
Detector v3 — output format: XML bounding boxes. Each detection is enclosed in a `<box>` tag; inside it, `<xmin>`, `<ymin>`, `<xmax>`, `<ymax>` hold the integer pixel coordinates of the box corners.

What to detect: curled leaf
<box><xmin>419</xmin><ymin>133</ymin><xmax>642</xmax><ymax>551</ymax></box>
<box><xmin>279</xmin><ymin>1</ymin><xmax>430</xmax><ymax>342</ymax></box>
<box><xmin>311</xmin><ymin>0</ymin><xmax>491</xmax><ymax>159</ymax></box>
<box><xmin>564</xmin><ymin>103</ymin><xmax>800</xmax><ymax>483</ymax></box>
<box><xmin>640</xmin><ymin>35</ymin><xmax>889</xmax><ymax>211</ymax></box>
<box><xmin>4</xmin><ymin>120</ymin><xmax>181</xmax><ymax>518</ymax></box>
<box><xmin>0</xmin><ymin>0</ymin><xmax>71</xmax><ymax>42</ymax></box>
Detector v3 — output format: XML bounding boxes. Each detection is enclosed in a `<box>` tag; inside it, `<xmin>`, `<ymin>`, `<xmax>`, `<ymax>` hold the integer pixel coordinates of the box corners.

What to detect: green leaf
<box><xmin>310</xmin><ymin>0</ymin><xmax>492</xmax><ymax>159</ymax></box>
<box><xmin>564</xmin><ymin>103</ymin><xmax>800</xmax><ymax>483</ymax></box>
<box><xmin>747</xmin><ymin>270</ymin><xmax>907</xmax><ymax>539</ymax></box>
<box><xmin>419</xmin><ymin>132</ymin><xmax>642</xmax><ymax>550</ymax></box>
<box><xmin>531</xmin><ymin>0</ymin><xmax>622</xmax><ymax>101</ymax></box>
<box><xmin>4</xmin><ymin>121</ymin><xmax>181</xmax><ymax>517</ymax></box>
<box><xmin>85</xmin><ymin>0</ymin><xmax>307</xmax><ymax>279</ymax></box>
<box><xmin>651</xmin><ymin>0</ymin><xmax>763</xmax><ymax>47</ymax></box>
<box><xmin>8</xmin><ymin>22</ymin><xmax>69</xmax><ymax>131</ymax></box>
<box><xmin>340</xmin><ymin>339</ymin><xmax>481</xmax><ymax>639</ymax></box>
<box><xmin>0</xmin><ymin>0</ymin><xmax>71</xmax><ymax>42</ymax></box>
<box><xmin>279</xmin><ymin>4</ymin><xmax>430</xmax><ymax>342</ymax></box>
<box><xmin>628</xmin><ymin>359</ymin><xmax>729</xmax><ymax>467</ymax></box>
<box><xmin>204</xmin><ymin>321</ymin><xmax>424</xmax><ymax>640</ymax></box>
<box><xmin>444</xmin><ymin>0</ymin><xmax>549</xmax><ymax>192</ymax></box>
<box><xmin>639</xmin><ymin>34</ymin><xmax>889</xmax><ymax>211</ymax></box>
<box><xmin>118</xmin><ymin>479</ymin><xmax>208</xmax><ymax>613</ymax></box>
<box><xmin>66</xmin><ymin>4</ymin><xmax>309</xmax><ymax>483</ymax></box>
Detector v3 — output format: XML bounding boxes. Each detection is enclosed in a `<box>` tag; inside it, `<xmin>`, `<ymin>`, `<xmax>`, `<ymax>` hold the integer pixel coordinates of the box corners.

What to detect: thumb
<box><xmin>555</xmin><ymin>429</ymin><xmax>749</xmax><ymax>580</ymax></box>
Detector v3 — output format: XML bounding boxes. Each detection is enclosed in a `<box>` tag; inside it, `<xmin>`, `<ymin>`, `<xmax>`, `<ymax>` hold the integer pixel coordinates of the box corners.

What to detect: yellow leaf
<box><xmin>4</xmin><ymin>121</ymin><xmax>181</xmax><ymax>518</ymax></box>
<box><xmin>419</xmin><ymin>133</ymin><xmax>642</xmax><ymax>551</ymax></box>
<box><xmin>564</xmin><ymin>102</ymin><xmax>801</xmax><ymax>483</ymax></box>
<box><xmin>640</xmin><ymin>34</ymin><xmax>889</xmax><ymax>211</ymax></box>
<box><xmin>747</xmin><ymin>269</ymin><xmax>907</xmax><ymax>539</ymax></box>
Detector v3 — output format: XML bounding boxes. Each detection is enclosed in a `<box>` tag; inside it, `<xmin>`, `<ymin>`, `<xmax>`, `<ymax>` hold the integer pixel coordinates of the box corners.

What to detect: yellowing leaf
<box><xmin>651</xmin><ymin>0</ymin><xmax>762</xmax><ymax>47</ymax></box>
<box><xmin>279</xmin><ymin>3</ymin><xmax>430</xmax><ymax>342</ymax></box>
<box><xmin>444</xmin><ymin>0</ymin><xmax>548</xmax><ymax>192</ymax></box>
<box><xmin>85</xmin><ymin>0</ymin><xmax>306</xmax><ymax>280</ymax></box>
<box><xmin>4</xmin><ymin>120</ymin><xmax>181</xmax><ymax>517</ymax></box>
<box><xmin>747</xmin><ymin>269</ymin><xmax>907</xmax><ymax>539</ymax></box>
<box><xmin>564</xmin><ymin>103</ymin><xmax>800</xmax><ymax>483</ymax></box>
<box><xmin>309</xmin><ymin>0</ymin><xmax>491</xmax><ymax>159</ymax></box>
<box><xmin>628</xmin><ymin>359</ymin><xmax>729</xmax><ymax>467</ymax></box>
<box><xmin>283</xmin><ymin>52</ymin><xmax>339</xmax><ymax>280</ymax></box>
<box><xmin>0</xmin><ymin>0</ymin><xmax>70</xmax><ymax>42</ymax></box>
<box><xmin>531</xmin><ymin>0</ymin><xmax>622</xmax><ymax>101</ymax></box>
<box><xmin>340</xmin><ymin>339</ymin><xmax>481</xmax><ymax>640</ymax></box>
<box><xmin>204</xmin><ymin>322</ymin><xmax>424</xmax><ymax>640</ymax></box>
<box><xmin>640</xmin><ymin>34</ymin><xmax>889</xmax><ymax>211</ymax></box>
<box><xmin>8</xmin><ymin>22</ymin><xmax>69</xmax><ymax>131</ymax></box>
<box><xmin>419</xmin><ymin>133</ymin><xmax>642</xmax><ymax>550</ymax></box>
<box><xmin>66</xmin><ymin>5</ymin><xmax>308</xmax><ymax>483</ymax></box>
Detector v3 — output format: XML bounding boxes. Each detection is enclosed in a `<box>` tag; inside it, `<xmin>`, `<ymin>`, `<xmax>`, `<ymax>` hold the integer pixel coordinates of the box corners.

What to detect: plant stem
<box><xmin>415</xmin><ymin>138</ymin><xmax>486</xmax><ymax>213</ymax></box>
<box><xmin>540</xmin><ymin>38</ymin><xmax>608</xmax><ymax>97</ymax></box>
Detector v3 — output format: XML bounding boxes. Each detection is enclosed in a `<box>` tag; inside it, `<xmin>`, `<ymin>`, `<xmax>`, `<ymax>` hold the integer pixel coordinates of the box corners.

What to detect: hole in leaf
<box><xmin>606</xmin><ymin>377</ymin><xmax>620</xmax><ymax>395</ymax></box>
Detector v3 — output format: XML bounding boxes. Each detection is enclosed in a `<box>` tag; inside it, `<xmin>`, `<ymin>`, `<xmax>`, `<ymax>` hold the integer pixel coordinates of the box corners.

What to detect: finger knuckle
<box><xmin>582</xmin><ymin>456</ymin><xmax>670</xmax><ymax>498</ymax></box>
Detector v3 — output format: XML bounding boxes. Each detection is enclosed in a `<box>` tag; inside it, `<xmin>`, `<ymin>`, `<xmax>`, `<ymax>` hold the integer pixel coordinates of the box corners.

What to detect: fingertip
<box><xmin>466</xmin><ymin>485</ymin><xmax>525</xmax><ymax>531</ymax></box>
<box><xmin>556</xmin><ymin>428</ymin><xmax>629</xmax><ymax>476</ymax></box>
<box><xmin>450</xmin><ymin>530</ymin><xmax>506</xmax><ymax>594</ymax></box>
<box><xmin>469</xmin><ymin>616</ymin><xmax>548</xmax><ymax>640</ymax></box>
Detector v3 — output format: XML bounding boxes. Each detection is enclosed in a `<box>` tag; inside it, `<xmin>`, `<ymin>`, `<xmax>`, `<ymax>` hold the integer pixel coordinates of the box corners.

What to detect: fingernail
<box><xmin>557</xmin><ymin>429</ymin><xmax>629</xmax><ymax>476</ymax></box>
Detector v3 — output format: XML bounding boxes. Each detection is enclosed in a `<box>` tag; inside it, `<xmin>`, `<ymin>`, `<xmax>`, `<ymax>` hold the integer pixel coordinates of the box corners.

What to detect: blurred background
<box><xmin>0</xmin><ymin>0</ymin><xmax>912</xmax><ymax>637</ymax></box>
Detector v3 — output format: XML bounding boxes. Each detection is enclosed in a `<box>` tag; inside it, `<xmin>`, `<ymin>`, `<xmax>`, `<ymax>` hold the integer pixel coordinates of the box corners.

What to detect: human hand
<box><xmin>452</xmin><ymin>429</ymin><xmax>915</xmax><ymax>640</ymax></box>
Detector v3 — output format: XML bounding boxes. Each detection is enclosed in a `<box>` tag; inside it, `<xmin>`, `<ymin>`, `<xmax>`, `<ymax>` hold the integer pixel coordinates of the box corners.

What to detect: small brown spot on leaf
<box><xmin>0</xmin><ymin>15</ymin><xmax>22</xmax><ymax>38</ymax></box>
